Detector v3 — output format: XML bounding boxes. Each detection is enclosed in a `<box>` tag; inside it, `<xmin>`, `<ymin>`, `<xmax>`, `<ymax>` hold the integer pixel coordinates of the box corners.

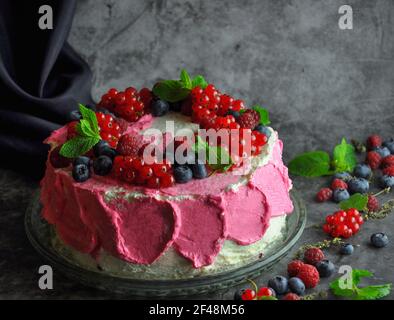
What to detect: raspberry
<box><xmin>139</xmin><ymin>88</ymin><xmax>153</xmax><ymax>109</ymax></box>
<box><xmin>381</xmin><ymin>155</ymin><xmax>394</xmax><ymax>169</ymax></box>
<box><xmin>315</xmin><ymin>188</ymin><xmax>332</xmax><ymax>202</ymax></box>
<box><xmin>331</xmin><ymin>178</ymin><xmax>348</xmax><ymax>190</ymax></box>
<box><xmin>67</xmin><ymin>121</ymin><xmax>79</xmax><ymax>139</ymax></box>
<box><xmin>287</xmin><ymin>260</ymin><xmax>305</xmax><ymax>277</ymax></box>
<box><xmin>366</xmin><ymin>151</ymin><xmax>382</xmax><ymax>170</ymax></box>
<box><xmin>303</xmin><ymin>247</ymin><xmax>325</xmax><ymax>265</ymax></box>
<box><xmin>282</xmin><ymin>293</ymin><xmax>300</xmax><ymax>301</ymax></box>
<box><xmin>49</xmin><ymin>145</ymin><xmax>72</xmax><ymax>168</ymax></box>
<box><xmin>297</xmin><ymin>264</ymin><xmax>320</xmax><ymax>289</ymax></box>
<box><xmin>237</xmin><ymin>109</ymin><xmax>260</xmax><ymax>129</ymax></box>
<box><xmin>116</xmin><ymin>134</ymin><xmax>144</xmax><ymax>157</ymax></box>
<box><xmin>383</xmin><ymin>165</ymin><xmax>394</xmax><ymax>177</ymax></box>
<box><xmin>367</xmin><ymin>195</ymin><xmax>380</xmax><ymax>212</ymax></box>
<box><xmin>366</xmin><ymin>134</ymin><xmax>382</xmax><ymax>150</ymax></box>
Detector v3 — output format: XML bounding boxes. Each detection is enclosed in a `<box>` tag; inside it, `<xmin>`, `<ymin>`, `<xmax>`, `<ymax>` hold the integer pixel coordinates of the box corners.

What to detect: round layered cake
<box><xmin>40</xmin><ymin>72</ymin><xmax>294</xmax><ymax>280</ymax></box>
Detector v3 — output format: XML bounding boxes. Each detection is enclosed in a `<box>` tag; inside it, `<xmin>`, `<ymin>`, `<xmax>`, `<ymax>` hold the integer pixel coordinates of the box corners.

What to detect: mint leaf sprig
<box><xmin>288</xmin><ymin>138</ymin><xmax>357</xmax><ymax>177</ymax></box>
<box><xmin>153</xmin><ymin>69</ymin><xmax>208</xmax><ymax>102</ymax></box>
<box><xmin>330</xmin><ymin>269</ymin><xmax>391</xmax><ymax>300</ymax></box>
<box><xmin>60</xmin><ymin>104</ymin><xmax>101</xmax><ymax>158</ymax></box>
<box><xmin>339</xmin><ymin>193</ymin><xmax>368</xmax><ymax>211</ymax></box>
<box><xmin>192</xmin><ymin>136</ymin><xmax>233</xmax><ymax>172</ymax></box>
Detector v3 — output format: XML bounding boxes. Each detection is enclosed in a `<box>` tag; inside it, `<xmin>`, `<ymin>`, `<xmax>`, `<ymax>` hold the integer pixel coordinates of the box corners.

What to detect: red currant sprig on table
<box><xmin>98</xmin><ymin>87</ymin><xmax>152</xmax><ymax>122</ymax></box>
<box><xmin>113</xmin><ymin>156</ymin><xmax>174</xmax><ymax>189</ymax></box>
<box><xmin>323</xmin><ymin>208</ymin><xmax>364</xmax><ymax>239</ymax></box>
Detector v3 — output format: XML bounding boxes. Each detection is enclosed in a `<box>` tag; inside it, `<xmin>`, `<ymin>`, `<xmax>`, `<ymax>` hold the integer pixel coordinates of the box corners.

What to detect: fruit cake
<box><xmin>40</xmin><ymin>70</ymin><xmax>294</xmax><ymax>279</ymax></box>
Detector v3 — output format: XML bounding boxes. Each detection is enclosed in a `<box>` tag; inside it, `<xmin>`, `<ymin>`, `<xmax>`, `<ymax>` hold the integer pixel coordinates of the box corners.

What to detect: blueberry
<box><xmin>353</xmin><ymin>164</ymin><xmax>371</xmax><ymax>179</ymax></box>
<box><xmin>316</xmin><ymin>260</ymin><xmax>335</xmax><ymax>277</ymax></box>
<box><xmin>374</xmin><ymin>146</ymin><xmax>391</xmax><ymax>158</ymax></box>
<box><xmin>73</xmin><ymin>156</ymin><xmax>91</xmax><ymax>167</ymax></box>
<box><xmin>69</xmin><ymin>110</ymin><xmax>82</xmax><ymax>121</ymax></box>
<box><xmin>254</xmin><ymin>125</ymin><xmax>272</xmax><ymax>138</ymax></box>
<box><xmin>267</xmin><ymin>276</ymin><xmax>288</xmax><ymax>295</ymax></box>
<box><xmin>93</xmin><ymin>140</ymin><xmax>110</xmax><ymax>157</ymax></box>
<box><xmin>151</xmin><ymin>100</ymin><xmax>170</xmax><ymax>117</ymax></box>
<box><xmin>169</xmin><ymin>101</ymin><xmax>182</xmax><ymax>112</ymax></box>
<box><xmin>380</xmin><ymin>175</ymin><xmax>394</xmax><ymax>188</ymax></box>
<box><xmin>173</xmin><ymin>165</ymin><xmax>193</xmax><ymax>183</ymax></box>
<box><xmin>72</xmin><ymin>164</ymin><xmax>90</xmax><ymax>182</ymax></box>
<box><xmin>370</xmin><ymin>233</ymin><xmax>389</xmax><ymax>248</ymax></box>
<box><xmin>332</xmin><ymin>188</ymin><xmax>350</xmax><ymax>203</ymax></box>
<box><xmin>339</xmin><ymin>243</ymin><xmax>354</xmax><ymax>255</ymax></box>
<box><xmin>99</xmin><ymin>146</ymin><xmax>117</xmax><ymax>159</ymax></box>
<box><xmin>173</xmin><ymin>152</ymin><xmax>196</xmax><ymax>167</ymax></box>
<box><xmin>382</xmin><ymin>138</ymin><xmax>394</xmax><ymax>154</ymax></box>
<box><xmin>333</xmin><ymin>172</ymin><xmax>352</xmax><ymax>182</ymax></box>
<box><xmin>190</xmin><ymin>164</ymin><xmax>208</xmax><ymax>179</ymax></box>
<box><xmin>348</xmin><ymin>178</ymin><xmax>369</xmax><ymax>194</ymax></box>
<box><xmin>288</xmin><ymin>277</ymin><xmax>305</xmax><ymax>295</ymax></box>
<box><xmin>234</xmin><ymin>289</ymin><xmax>246</xmax><ymax>300</ymax></box>
<box><xmin>93</xmin><ymin>155</ymin><xmax>113</xmax><ymax>176</ymax></box>
<box><xmin>226</xmin><ymin>110</ymin><xmax>240</xmax><ymax>119</ymax></box>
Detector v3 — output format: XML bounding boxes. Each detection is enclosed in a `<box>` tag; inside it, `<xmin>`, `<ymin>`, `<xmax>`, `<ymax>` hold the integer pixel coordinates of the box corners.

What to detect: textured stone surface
<box><xmin>1</xmin><ymin>0</ymin><xmax>394</xmax><ymax>299</ymax></box>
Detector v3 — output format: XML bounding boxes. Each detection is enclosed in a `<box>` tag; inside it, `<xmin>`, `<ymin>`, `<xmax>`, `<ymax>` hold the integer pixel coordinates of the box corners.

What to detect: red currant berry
<box><xmin>241</xmin><ymin>289</ymin><xmax>256</xmax><ymax>301</ymax></box>
<box><xmin>160</xmin><ymin>174</ymin><xmax>175</xmax><ymax>188</ymax></box>
<box><xmin>139</xmin><ymin>166</ymin><xmax>153</xmax><ymax>180</ymax></box>
<box><xmin>257</xmin><ymin>287</ymin><xmax>274</xmax><ymax>298</ymax></box>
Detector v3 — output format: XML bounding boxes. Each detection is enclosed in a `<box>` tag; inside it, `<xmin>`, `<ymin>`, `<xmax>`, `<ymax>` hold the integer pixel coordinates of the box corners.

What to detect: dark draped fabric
<box><xmin>0</xmin><ymin>0</ymin><xmax>93</xmax><ymax>178</ymax></box>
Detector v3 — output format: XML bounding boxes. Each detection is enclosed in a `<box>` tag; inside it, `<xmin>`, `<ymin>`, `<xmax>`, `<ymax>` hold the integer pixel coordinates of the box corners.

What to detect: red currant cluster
<box><xmin>96</xmin><ymin>112</ymin><xmax>121</xmax><ymax>148</ymax></box>
<box><xmin>98</xmin><ymin>87</ymin><xmax>152</xmax><ymax>122</ymax></box>
<box><xmin>113</xmin><ymin>156</ymin><xmax>174</xmax><ymax>188</ymax></box>
<box><xmin>240</xmin><ymin>287</ymin><xmax>275</xmax><ymax>301</ymax></box>
<box><xmin>66</xmin><ymin>112</ymin><xmax>121</xmax><ymax>148</ymax></box>
<box><xmin>190</xmin><ymin>84</ymin><xmax>245</xmax><ymax>129</ymax></box>
<box><xmin>217</xmin><ymin>129</ymin><xmax>268</xmax><ymax>167</ymax></box>
<box><xmin>323</xmin><ymin>208</ymin><xmax>364</xmax><ymax>238</ymax></box>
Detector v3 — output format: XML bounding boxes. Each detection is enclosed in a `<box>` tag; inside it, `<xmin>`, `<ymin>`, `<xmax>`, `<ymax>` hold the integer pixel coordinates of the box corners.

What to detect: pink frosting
<box><xmin>224</xmin><ymin>185</ymin><xmax>270</xmax><ymax>245</ymax></box>
<box><xmin>40</xmin><ymin>119</ymin><xmax>293</xmax><ymax>268</ymax></box>
<box><xmin>171</xmin><ymin>197</ymin><xmax>225</xmax><ymax>268</ymax></box>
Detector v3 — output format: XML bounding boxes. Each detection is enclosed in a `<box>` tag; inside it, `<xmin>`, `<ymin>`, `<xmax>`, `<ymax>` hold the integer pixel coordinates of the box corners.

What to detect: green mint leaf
<box><xmin>59</xmin><ymin>136</ymin><xmax>100</xmax><ymax>158</ymax></box>
<box><xmin>352</xmin><ymin>269</ymin><xmax>373</xmax><ymax>286</ymax></box>
<box><xmin>152</xmin><ymin>80</ymin><xmax>191</xmax><ymax>102</ymax></box>
<box><xmin>180</xmin><ymin>69</ymin><xmax>192</xmax><ymax>89</ymax></box>
<box><xmin>339</xmin><ymin>193</ymin><xmax>368</xmax><ymax>211</ymax></box>
<box><xmin>207</xmin><ymin>145</ymin><xmax>233</xmax><ymax>172</ymax></box>
<box><xmin>252</xmin><ymin>105</ymin><xmax>271</xmax><ymax>126</ymax></box>
<box><xmin>191</xmin><ymin>75</ymin><xmax>208</xmax><ymax>89</ymax></box>
<box><xmin>78</xmin><ymin>119</ymin><xmax>98</xmax><ymax>138</ymax></box>
<box><xmin>356</xmin><ymin>284</ymin><xmax>392</xmax><ymax>300</ymax></box>
<box><xmin>330</xmin><ymin>269</ymin><xmax>392</xmax><ymax>300</ymax></box>
<box><xmin>192</xmin><ymin>135</ymin><xmax>209</xmax><ymax>153</ymax></box>
<box><xmin>288</xmin><ymin>151</ymin><xmax>331</xmax><ymax>177</ymax></box>
<box><xmin>329</xmin><ymin>279</ymin><xmax>355</xmax><ymax>298</ymax></box>
<box><xmin>333</xmin><ymin>138</ymin><xmax>357</xmax><ymax>172</ymax></box>
<box><xmin>79</xmin><ymin>104</ymin><xmax>99</xmax><ymax>135</ymax></box>
<box><xmin>192</xmin><ymin>136</ymin><xmax>233</xmax><ymax>172</ymax></box>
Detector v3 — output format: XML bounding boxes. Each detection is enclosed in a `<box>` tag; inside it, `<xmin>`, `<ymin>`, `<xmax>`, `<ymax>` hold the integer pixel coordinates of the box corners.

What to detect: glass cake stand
<box><xmin>25</xmin><ymin>190</ymin><xmax>306</xmax><ymax>298</ymax></box>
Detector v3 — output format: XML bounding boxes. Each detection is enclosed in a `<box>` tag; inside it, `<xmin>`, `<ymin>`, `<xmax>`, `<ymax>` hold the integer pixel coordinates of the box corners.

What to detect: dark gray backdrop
<box><xmin>1</xmin><ymin>0</ymin><xmax>393</xmax><ymax>299</ymax></box>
